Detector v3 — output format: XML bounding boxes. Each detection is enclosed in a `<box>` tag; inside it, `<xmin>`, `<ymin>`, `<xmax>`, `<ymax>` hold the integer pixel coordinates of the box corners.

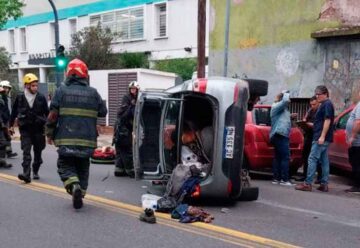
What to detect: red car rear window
<box><xmin>254</xmin><ymin>108</ymin><xmax>271</xmax><ymax>126</ymax></box>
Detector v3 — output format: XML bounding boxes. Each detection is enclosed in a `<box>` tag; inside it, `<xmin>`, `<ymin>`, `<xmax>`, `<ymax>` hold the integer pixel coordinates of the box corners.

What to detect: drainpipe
<box><xmin>223</xmin><ymin>0</ymin><xmax>231</xmax><ymax>77</ymax></box>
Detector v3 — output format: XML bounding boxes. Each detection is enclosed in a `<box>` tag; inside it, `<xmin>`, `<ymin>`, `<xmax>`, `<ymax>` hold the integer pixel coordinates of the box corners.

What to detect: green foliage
<box><xmin>0</xmin><ymin>47</ymin><xmax>11</xmax><ymax>74</ymax></box>
<box><xmin>0</xmin><ymin>47</ymin><xmax>19</xmax><ymax>100</ymax></box>
<box><xmin>0</xmin><ymin>0</ymin><xmax>24</xmax><ymax>28</ymax></box>
<box><xmin>69</xmin><ymin>25</ymin><xmax>119</xmax><ymax>70</ymax></box>
<box><xmin>153</xmin><ymin>58</ymin><xmax>197</xmax><ymax>81</ymax></box>
<box><xmin>118</xmin><ymin>52</ymin><xmax>149</xmax><ymax>69</ymax></box>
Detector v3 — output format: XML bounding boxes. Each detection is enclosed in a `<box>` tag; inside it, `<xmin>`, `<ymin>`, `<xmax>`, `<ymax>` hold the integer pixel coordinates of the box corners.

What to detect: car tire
<box><xmin>245</xmin><ymin>79</ymin><xmax>268</xmax><ymax>96</ymax></box>
<box><xmin>237</xmin><ymin>187</ymin><xmax>259</xmax><ymax>201</ymax></box>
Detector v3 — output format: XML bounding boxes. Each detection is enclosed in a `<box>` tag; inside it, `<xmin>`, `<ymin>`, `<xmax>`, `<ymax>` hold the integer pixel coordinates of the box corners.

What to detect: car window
<box><xmin>163</xmin><ymin>100</ymin><xmax>181</xmax><ymax>172</ymax></box>
<box><xmin>254</xmin><ymin>108</ymin><xmax>271</xmax><ymax>126</ymax></box>
<box><xmin>337</xmin><ymin>112</ymin><xmax>351</xmax><ymax>130</ymax></box>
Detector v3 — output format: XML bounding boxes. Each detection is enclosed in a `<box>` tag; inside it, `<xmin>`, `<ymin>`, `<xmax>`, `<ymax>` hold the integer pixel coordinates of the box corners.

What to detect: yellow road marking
<box><xmin>0</xmin><ymin>173</ymin><xmax>300</xmax><ymax>248</ymax></box>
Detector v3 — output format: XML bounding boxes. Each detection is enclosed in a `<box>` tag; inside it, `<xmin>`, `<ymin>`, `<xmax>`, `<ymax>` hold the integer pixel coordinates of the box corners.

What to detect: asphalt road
<box><xmin>0</xmin><ymin>141</ymin><xmax>359</xmax><ymax>248</ymax></box>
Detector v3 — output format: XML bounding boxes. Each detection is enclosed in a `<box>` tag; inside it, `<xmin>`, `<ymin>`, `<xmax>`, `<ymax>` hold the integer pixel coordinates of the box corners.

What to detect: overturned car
<box><xmin>133</xmin><ymin>77</ymin><xmax>268</xmax><ymax>201</ymax></box>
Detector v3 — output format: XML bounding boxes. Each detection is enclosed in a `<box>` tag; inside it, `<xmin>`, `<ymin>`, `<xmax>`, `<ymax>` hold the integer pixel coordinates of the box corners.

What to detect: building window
<box><xmin>155</xmin><ymin>3</ymin><xmax>167</xmax><ymax>38</ymax></box>
<box><xmin>69</xmin><ymin>19</ymin><xmax>77</xmax><ymax>44</ymax></box>
<box><xmin>20</xmin><ymin>27</ymin><xmax>27</xmax><ymax>52</ymax></box>
<box><xmin>9</xmin><ymin>30</ymin><xmax>15</xmax><ymax>53</ymax></box>
<box><xmin>90</xmin><ymin>6</ymin><xmax>144</xmax><ymax>41</ymax></box>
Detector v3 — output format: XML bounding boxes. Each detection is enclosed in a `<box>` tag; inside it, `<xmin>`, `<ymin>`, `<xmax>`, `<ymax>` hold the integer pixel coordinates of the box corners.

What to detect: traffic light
<box><xmin>55</xmin><ymin>45</ymin><xmax>68</xmax><ymax>70</ymax></box>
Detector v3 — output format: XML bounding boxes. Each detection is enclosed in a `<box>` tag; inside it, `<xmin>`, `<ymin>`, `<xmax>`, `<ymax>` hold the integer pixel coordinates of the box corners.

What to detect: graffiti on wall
<box><xmin>275</xmin><ymin>48</ymin><xmax>300</xmax><ymax>77</ymax></box>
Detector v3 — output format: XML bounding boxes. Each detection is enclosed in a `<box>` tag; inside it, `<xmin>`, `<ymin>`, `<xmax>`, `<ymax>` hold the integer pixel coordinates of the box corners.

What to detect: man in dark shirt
<box><xmin>296</xmin><ymin>85</ymin><xmax>334</xmax><ymax>192</ymax></box>
<box><xmin>296</xmin><ymin>96</ymin><xmax>322</xmax><ymax>181</ymax></box>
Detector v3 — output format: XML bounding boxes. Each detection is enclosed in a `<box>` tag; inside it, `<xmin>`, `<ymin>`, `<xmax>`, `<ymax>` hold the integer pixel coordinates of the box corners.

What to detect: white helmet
<box><xmin>128</xmin><ymin>81</ymin><xmax>140</xmax><ymax>89</ymax></box>
<box><xmin>0</xmin><ymin>80</ymin><xmax>12</xmax><ymax>89</ymax></box>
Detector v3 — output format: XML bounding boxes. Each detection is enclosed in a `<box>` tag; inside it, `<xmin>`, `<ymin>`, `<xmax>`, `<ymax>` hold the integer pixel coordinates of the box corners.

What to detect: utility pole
<box><xmin>223</xmin><ymin>0</ymin><xmax>231</xmax><ymax>77</ymax></box>
<box><xmin>48</xmin><ymin>0</ymin><xmax>61</xmax><ymax>87</ymax></box>
<box><xmin>197</xmin><ymin>0</ymin><xmax>206</xmax><ymax>78</ymax></box>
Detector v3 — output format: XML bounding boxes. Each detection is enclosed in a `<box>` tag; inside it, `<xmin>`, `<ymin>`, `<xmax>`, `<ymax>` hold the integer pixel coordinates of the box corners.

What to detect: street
<box><xmin>0</xmin><ymin>140</ymin><xmax>359</xmax><ymax>248</ymax></box>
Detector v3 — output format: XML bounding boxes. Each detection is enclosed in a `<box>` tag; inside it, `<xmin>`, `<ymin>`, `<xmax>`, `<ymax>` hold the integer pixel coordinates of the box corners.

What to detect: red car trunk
<box><xmin>244</xmin><ymin>105</ymin><xmax>304</xmax><ymax>173</ymax></box>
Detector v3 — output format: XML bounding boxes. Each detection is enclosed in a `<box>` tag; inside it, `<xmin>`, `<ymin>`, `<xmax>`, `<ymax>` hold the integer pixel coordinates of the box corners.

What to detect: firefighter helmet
<box><xmin>23</xmin><ymin>73</ymin><xmax>39</xmax><ymax>85</ymax></box>
<box><xmin>0</xmin><ymin>80</ymin><xmax>12</xmax><ymax>89</ymax></box>
<box><xmin>66</xmin><ymin>59</ymin><xmax>89</xmax><ymax>78</ymax></box>
<box><xmin>128</xmin><ymin>81</ymin><xmax>140</xmax><ymax>89</ymax></box>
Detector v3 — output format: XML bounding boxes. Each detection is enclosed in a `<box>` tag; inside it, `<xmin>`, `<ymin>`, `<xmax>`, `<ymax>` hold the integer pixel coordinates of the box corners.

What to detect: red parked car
<box><xmin>243</xmin><ymin>105</ymin><xmax>304</xmax><ymax>175</ymax></box>
<box><xmin>328</xmin><ymin>105</ymin><xmax>355</xmax><ymax>172</ymax></box>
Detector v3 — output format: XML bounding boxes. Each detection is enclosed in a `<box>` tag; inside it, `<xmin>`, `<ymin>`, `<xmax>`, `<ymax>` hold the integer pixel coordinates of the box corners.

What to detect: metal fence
<box><xmin>289</xmin><ymin>98</ymin><xmax>310</xmax><ymax>121</ymax></box>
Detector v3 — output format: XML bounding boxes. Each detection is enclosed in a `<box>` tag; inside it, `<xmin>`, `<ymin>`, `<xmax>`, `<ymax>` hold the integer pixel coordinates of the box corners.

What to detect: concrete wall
<box><xmin>89</xmin><ymin>68</ymin><xmax>177</xmax><ymax>99</ymax></box>
<box><xmin>89</xmin><ymin>68</ymin><xmax>177</xmax><ymax>125</ymax></box>
<box><xmin>209</xmin><ymin>0</ymin><xmax>360</xmax><ymax>112</ymax></box>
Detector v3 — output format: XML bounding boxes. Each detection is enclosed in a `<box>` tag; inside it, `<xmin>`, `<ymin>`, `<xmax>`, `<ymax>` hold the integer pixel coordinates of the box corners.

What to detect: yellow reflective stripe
<box><xmin>81</xmin><ymin>189</ymin><xmax>87</xmax><ymax>197</ymax></box>
<box><xmin>60</xmin><ymin>108</ymin><xmax>98</xmax><ymax>118</ymax></box>
<box><xmin>64</xmin><ymin>176</ymin><xmax>79</xmax><ymax>188</ymax></box>
<box><xmin>55</xmin><ymin>139</ymin><xmax>97</xmax><ymax>147</ymax></box>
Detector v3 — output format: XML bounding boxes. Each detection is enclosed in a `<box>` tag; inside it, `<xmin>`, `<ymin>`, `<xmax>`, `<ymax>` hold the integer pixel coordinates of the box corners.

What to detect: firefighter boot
<box><xmin>18</xmin><ymin>167</ymin><xmax>31</xmax><ymax>183</ymax></box>
<box><xmin>72</xmin><ymin>183</ymin><xmax>83</xmax><ymax>209</ymax></box>
<box><xmin>33</xmin><ymin>172</ymin><xmax>40</xmax><ymax>180</ymax></box>
<box><xmin>32</xmin><ymin>164</ymin><xmax>40</xmax><ymax>180</ymax></box>
<box><xmin>114</xmin><ymin>166</ymin><xmax>126</xmax><ymax>177</ymax></box>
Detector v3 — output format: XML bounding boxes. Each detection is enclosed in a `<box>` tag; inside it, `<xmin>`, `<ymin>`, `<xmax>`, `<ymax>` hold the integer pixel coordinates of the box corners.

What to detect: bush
<box><xmin>118</xmin><ymin>52</ymin><xmax>149</xmax><ymax>69</ymax></box>
<box><xmin>153</xmin><ymin>58</ymin><xmax>197</xmax><ymax>81</ymax></box>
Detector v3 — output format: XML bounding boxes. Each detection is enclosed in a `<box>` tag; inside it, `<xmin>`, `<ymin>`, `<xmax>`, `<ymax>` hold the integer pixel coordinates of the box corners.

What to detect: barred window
<box><xmin>89</xmin><ymin>6</ymin><xmax>144</xmax><ymax>41</ymax></box>
<box><xmin>20</xmin><ymin>28</ymin><xmax>27</xmax><ymax>52</ymax></box>
<box><xmin>9</xmin><ymin>30</ymin><xmax>15</xmax><ymax>53</ymax></box>
<box><xmin>155</xmin><ymin>3</ymin><xmax>167</xmax><ymax>38</ymax></box>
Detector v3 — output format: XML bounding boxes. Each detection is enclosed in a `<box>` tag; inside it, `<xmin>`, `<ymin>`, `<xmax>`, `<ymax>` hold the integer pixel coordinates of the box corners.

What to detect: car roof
<box><xmin>253</xmin><ymin>104</ymin><xmax>271</xmax><ymax>108</ymax></box>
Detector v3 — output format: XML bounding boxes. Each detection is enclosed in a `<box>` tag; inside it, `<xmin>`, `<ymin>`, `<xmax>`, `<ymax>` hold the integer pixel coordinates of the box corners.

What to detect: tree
<box><xmin>0</xmin><ymin>47</ymin><xmax>19</xmax><ymax>98</ymax></box>
<box><xmin>0</xmin><ymin>0</ymin><xmax>24</xmax><ymax>28</ymax></box>
<box><xmin>69</xmin><ymin>25</ymin><xmax>119</xmax><ymax>70</ymax></box>
<box><xmin>0</xmin><ymin>47</ymin><xmax>11</xmax><ymax>74</ymax></box>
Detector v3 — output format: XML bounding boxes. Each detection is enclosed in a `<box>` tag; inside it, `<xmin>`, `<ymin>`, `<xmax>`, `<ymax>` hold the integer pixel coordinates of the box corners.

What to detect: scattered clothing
<box><xmin>139</xmin><ymin>208</ymin><xmax>156</xmax><ymax>224</ymax></box>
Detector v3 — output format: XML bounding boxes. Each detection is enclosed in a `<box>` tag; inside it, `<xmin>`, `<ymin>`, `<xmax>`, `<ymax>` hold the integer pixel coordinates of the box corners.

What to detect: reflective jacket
<box><xmin>10</xmin><ymin>92</ymin><xmax>49</xmax><ymax>133</ymax></box>
<box><xmin>46</xmin><ymin>76</ymin><xmax>107</xmax><ymax>158</ymax></box>
<box><xmin>0</xmin><ymin>94</ymin><xmax>10</xmax><ymax>126</ymax></box>
<box><xmin>113</xmin><ymin>93</ymin><xmax>137</xmax><ymax>147</ymax></box>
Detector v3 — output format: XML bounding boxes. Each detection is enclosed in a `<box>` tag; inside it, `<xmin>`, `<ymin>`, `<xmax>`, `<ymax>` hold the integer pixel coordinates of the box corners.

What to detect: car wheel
<box><xmin>246</xmin><ymin>79</ymin><xmax>268</xmax><ymax>96</ymax></box>
<box><xmin>237</xmin><ymin>187</ymin><xmax>259</xmax><ymax>201</ymax></box>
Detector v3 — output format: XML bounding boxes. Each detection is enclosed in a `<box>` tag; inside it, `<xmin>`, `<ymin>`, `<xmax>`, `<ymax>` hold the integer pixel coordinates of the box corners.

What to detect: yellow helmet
<box><xmin>23</xmin><ymin>73</ymin><xmax>38</xmax><ymax>85</ymax></box>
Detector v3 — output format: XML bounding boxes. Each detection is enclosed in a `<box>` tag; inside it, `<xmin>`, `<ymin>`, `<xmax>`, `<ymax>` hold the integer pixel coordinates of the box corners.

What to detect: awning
<box><xmin>311</xmin><ymin>26</ymin><xmax>360</xmax><ymax>39</ymax></box>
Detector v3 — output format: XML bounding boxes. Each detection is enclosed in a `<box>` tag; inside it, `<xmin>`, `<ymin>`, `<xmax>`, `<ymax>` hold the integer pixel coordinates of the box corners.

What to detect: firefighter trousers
<box><xmin>0</xmin><ymin>128</ymin><xmax>8</xmax><ymax>166</ymax></box>
<box><xmin>57</xmin><ymin>155</ymin><xmax>90</xmax><ymax>195</ymax></box>
<box><xmin>20</xmin><ymin>131</ymin><xmax>45</xmax><ymax>174</ymax></box>
<box><xmin>115</xmin><ymin>144</ymin><xmax>134</xmax><ymax>175</ymax></box>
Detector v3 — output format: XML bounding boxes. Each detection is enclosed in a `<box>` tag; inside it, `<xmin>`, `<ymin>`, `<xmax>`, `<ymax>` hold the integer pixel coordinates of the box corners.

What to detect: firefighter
<box><xmin>46</xmin><ymin>59</ymin><xmax>107</xmax><ymax>209</ymax></box>
<box><xmin>113</xmin><ymin>81</ymin><xmax>139</xmax><ymax>178</ymax></box>
<box><xmin>0</xmin><ymin>86</ymin><xmax>12</xmax><ymax>168</ymax></box>
<box><xmin>10</xmin><ymin>74</ymin><xmax>49</xmax><ymax>183</ymax></box>
<box><xmin>0</xmin><ymin>80</ymin><xmax>17</xmax><ymax>158</ymax></box>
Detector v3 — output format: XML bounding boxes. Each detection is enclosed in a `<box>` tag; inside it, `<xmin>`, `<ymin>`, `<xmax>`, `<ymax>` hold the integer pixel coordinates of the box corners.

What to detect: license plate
<box><xmin>225</xmin><ymin>126</ymin><xmax>235</xmax><ymax>159</ymax></box>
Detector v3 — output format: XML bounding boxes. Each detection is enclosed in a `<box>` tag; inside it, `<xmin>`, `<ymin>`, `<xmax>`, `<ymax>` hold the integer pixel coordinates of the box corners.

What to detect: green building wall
<box><xmin>209</xmin><ymin>0</ymin><xmax>359</xmax><ymax>112</ymax></box>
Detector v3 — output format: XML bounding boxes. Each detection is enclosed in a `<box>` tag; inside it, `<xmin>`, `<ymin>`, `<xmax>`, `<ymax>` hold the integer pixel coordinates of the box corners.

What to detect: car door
<box><xmin>329</xmin><ymin>110</ymin><xmax>351</xmax><ymax>171</ymax></box>
<box><xmin>133</xmin><ymin>91</ymin><xmax>182</xmax><ymax>180</ymax></box>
